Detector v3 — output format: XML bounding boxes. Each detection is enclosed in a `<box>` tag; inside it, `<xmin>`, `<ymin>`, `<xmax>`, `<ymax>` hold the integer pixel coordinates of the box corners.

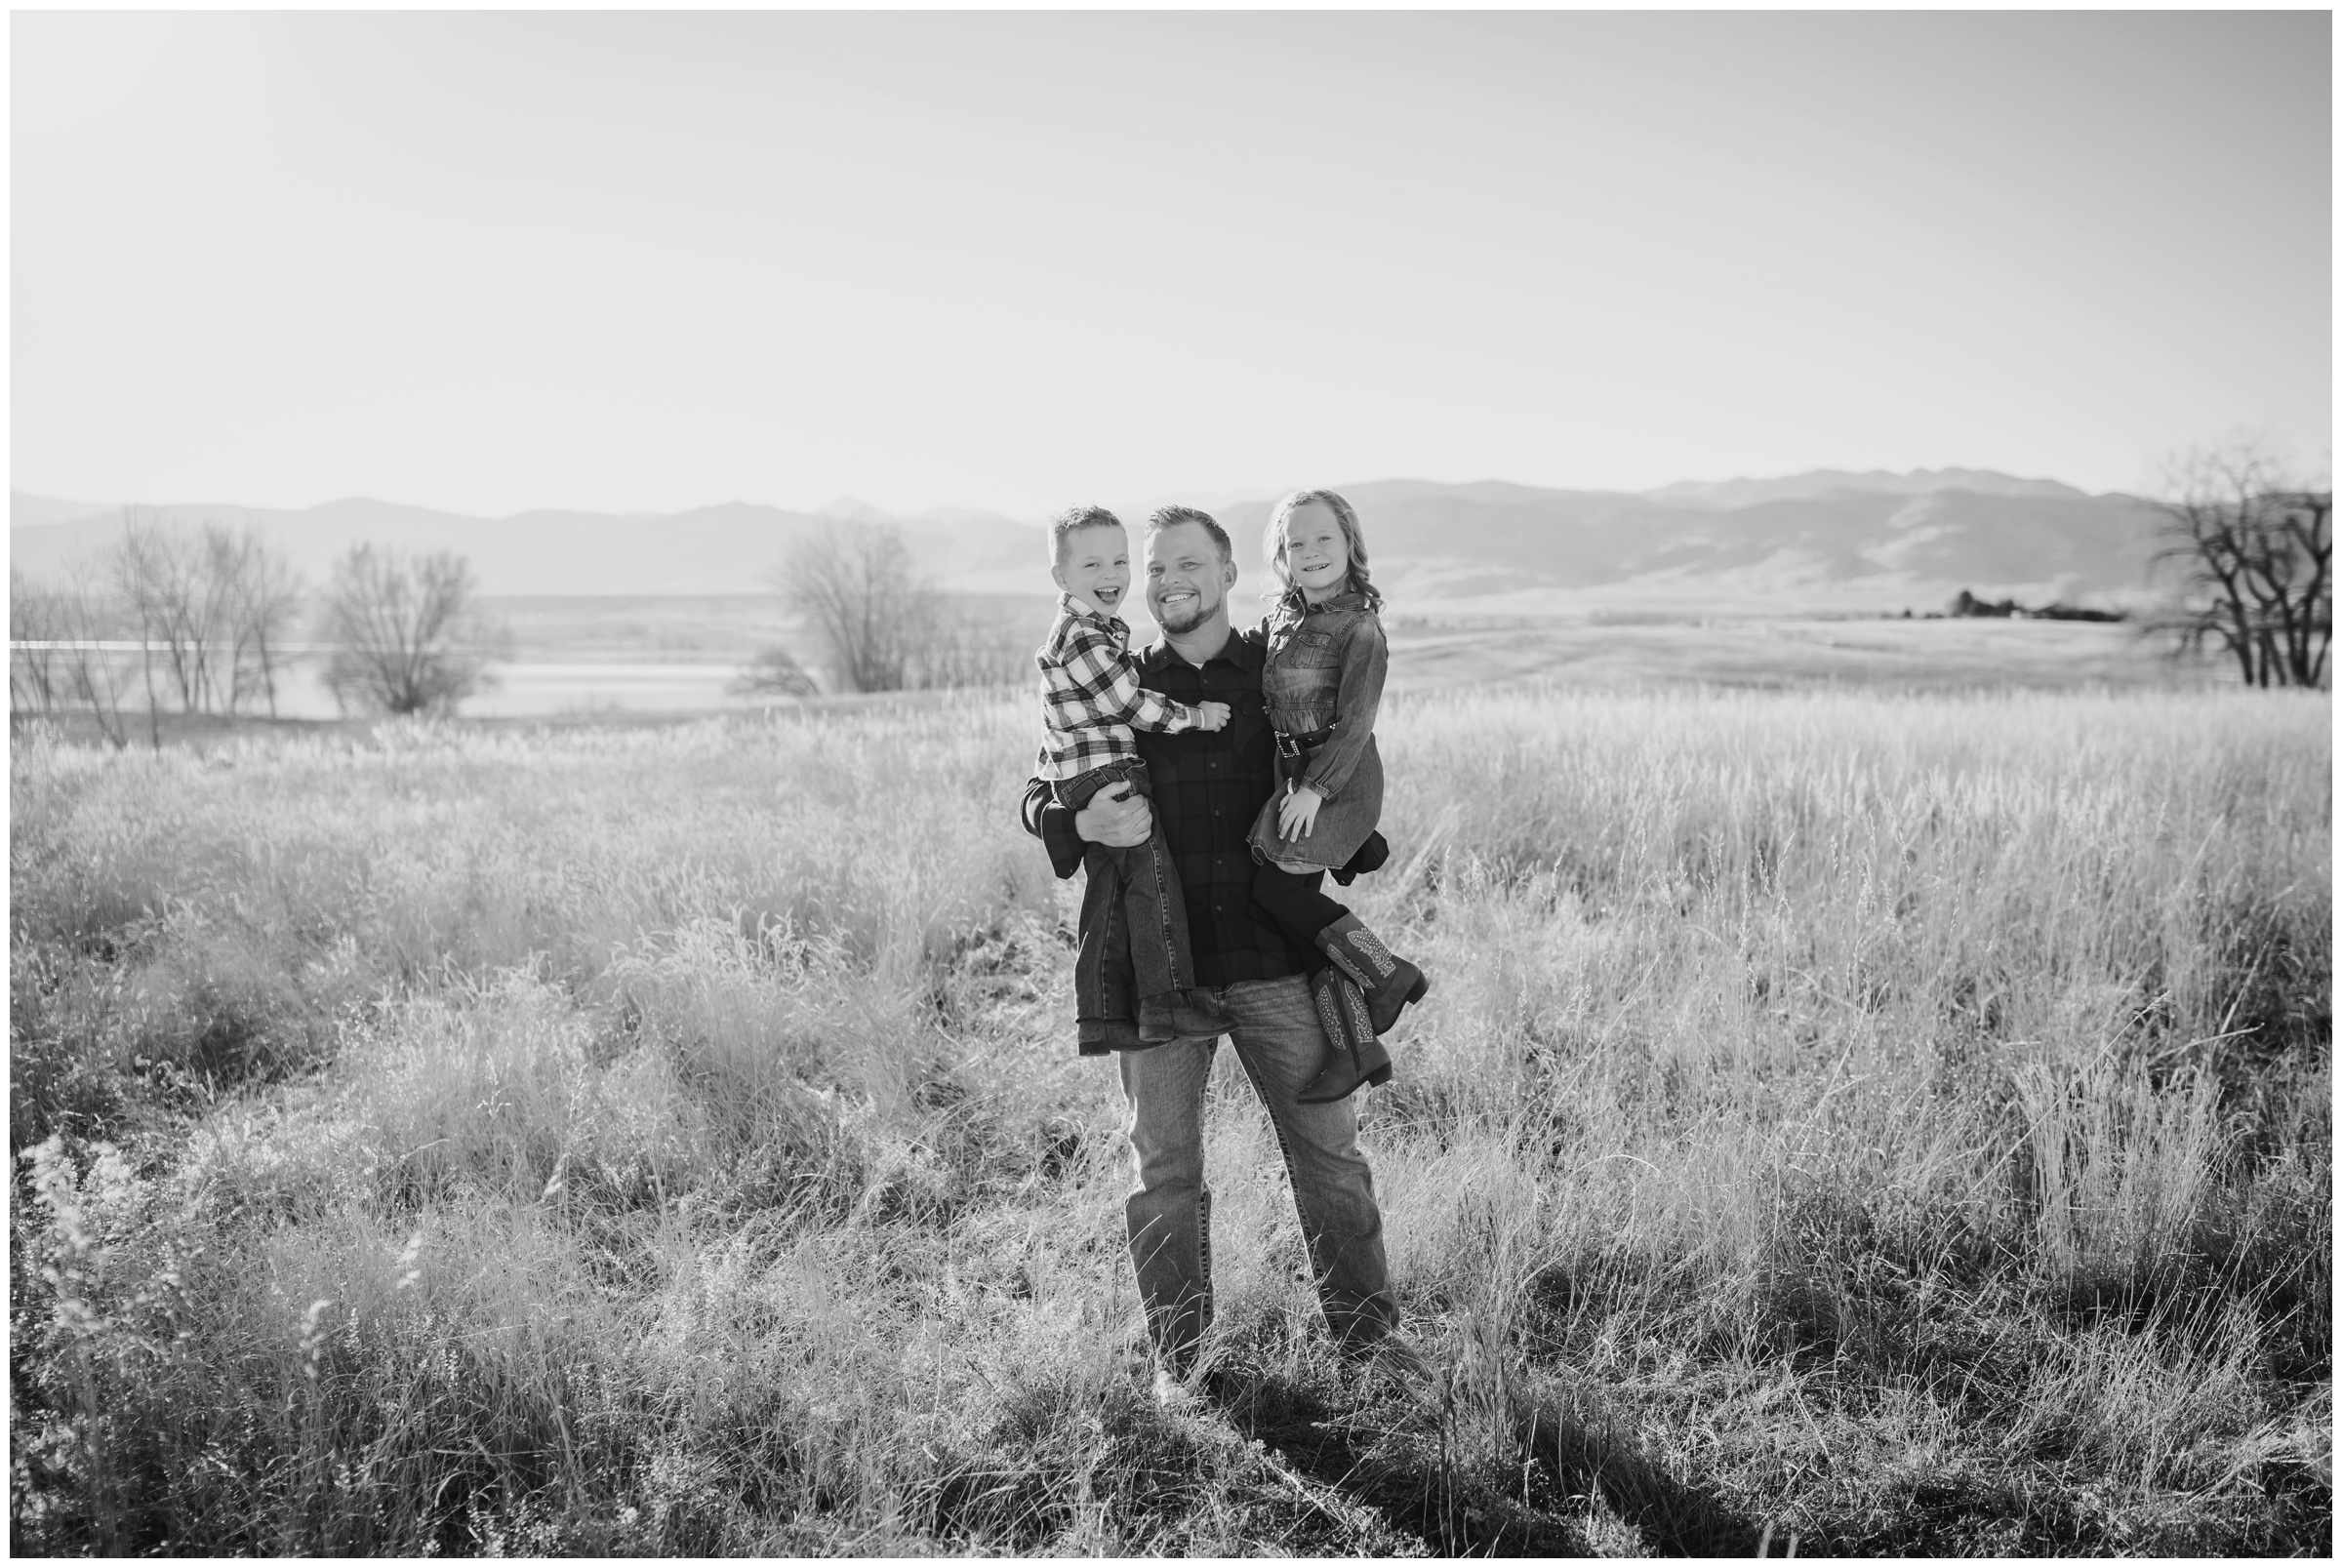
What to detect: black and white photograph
<box><xmin>9</xmin><ymin>9</ymin><xmax>2330</xmax><ymax>1555</ymax></box>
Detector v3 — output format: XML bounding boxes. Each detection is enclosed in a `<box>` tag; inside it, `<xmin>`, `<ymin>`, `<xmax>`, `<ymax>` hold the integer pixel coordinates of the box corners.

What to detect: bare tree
<box><xmin>321</xmin><ymin>545</ymin><xmax>498</xmax><ymax>716</ymax></box>
<box><xmin>11</xmin><ymin>570</ymin><xmax>66</xmax><ymax>715</ymax></box>
<box><xmin>2152</xmin><ymin>442</ymin><xmax>2333</xmax><ymax>689</ymax></box>
<box><xmin>104</xmin><ymin>509</ymin><xmax>304</xmax><ymax>716</ymax></box>
<box><xmin>726</xmin><ymin>644</ymin><xmax>822</xmax><ymax>700</ymax></box>
<box><xmin>57</xmin><ymin>559</ymin><xmax>139</xmax><ymax>747</ymax></box>
<box><xmin>770</xmin><ymin>526</ymin><xmax>932</xmax><ymax>693</ymax></box>
<box><xmin>767</xmin><ymin>524</ymin><xmax>1037</xmax><ymax>695</ymax></box>
<box><xmin>10</xmin><ymin>561</ymin><xmax>140</xmax><ymax>746</ymax></box>
<box><xmin>110</xmin><ymin>510</ymin><xmax>208</xmax><ymax>714</ymax></box>
<box><xmin>211</xmin><ymin>528</ymin><xmax>304</xmax><ymax>718</ymax></box>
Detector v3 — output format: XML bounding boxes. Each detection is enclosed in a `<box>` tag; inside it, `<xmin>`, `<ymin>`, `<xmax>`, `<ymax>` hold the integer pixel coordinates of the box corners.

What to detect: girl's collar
<box><xmin>1286</xmin><ymin>585</ymin><xmax>1367</xmax><ymax>615</ymax></box>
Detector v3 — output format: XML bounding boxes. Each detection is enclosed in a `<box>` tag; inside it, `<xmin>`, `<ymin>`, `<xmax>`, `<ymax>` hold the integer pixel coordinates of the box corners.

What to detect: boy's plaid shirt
<box><xmin>1034</xmin><ymin>594</ymin><xmax>1206</xmax><ymax>781</ymax></box>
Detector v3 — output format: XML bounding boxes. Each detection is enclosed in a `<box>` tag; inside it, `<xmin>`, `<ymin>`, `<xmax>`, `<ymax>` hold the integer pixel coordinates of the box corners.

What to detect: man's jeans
<box><xmin>1058</xmin><ymin>760</ymin><xmax>1194</xmax><ymax>1045</ymax></box>
<box><xmin>1116</xmin><ymin>974</ymin><xmax>1401</xmax><ymax>1373</ymax></box>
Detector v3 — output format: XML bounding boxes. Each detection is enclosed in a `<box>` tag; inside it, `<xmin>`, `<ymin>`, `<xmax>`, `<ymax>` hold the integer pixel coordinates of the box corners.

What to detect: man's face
<box><xmin>1145</xmin><ymin>521</ymin><xmax>1235</xmax><ymax>634</ymax></box>
<box><xmin>1051</xmin><ymin>525</ymin><xmax>1130</xmax><ymax>614</ymax></box>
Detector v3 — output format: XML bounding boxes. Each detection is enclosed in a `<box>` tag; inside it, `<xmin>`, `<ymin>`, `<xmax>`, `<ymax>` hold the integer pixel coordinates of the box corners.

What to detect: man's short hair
<box><xmin>1048</xmin><ymin>503</ymin><xmax>1124</xmax><ymax>565</ymax></box>
<box><xmin>1144</xmin><ymin>504</ymin><xmax>1233</xmax><ymax>565</ymax></box>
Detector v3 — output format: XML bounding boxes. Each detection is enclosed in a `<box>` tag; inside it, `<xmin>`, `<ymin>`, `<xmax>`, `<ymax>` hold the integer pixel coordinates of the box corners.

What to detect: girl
<box><xmin>1247</xmin><ymin>489</ymin><xmax>1430</xmax><ymax>1103</ymax></box>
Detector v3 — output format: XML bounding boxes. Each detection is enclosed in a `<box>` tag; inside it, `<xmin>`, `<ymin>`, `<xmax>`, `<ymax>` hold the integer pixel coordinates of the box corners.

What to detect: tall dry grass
<box><xmin>10</xmin><ymin>687</ymin><xmax>2329</xmax><ymax>1553</ymax></box>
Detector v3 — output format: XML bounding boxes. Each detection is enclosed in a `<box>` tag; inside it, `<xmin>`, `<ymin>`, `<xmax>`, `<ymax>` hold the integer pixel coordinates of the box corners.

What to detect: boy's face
<box><xmin>1052</xmin><ymin>525</ymin><xmax>1131</xmax><ymax>613</ymax></box>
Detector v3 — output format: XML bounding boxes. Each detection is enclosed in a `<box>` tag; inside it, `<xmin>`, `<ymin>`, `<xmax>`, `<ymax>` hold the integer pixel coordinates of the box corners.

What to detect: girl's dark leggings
<box><xmin>1253</xmin><ymin>862</ymin><xmax>1349</xmax><ymax>962</ymax></box>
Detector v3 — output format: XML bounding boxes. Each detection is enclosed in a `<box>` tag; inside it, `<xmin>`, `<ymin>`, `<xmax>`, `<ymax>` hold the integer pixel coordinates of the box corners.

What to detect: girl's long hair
<box><xmin>1264</xmin><ymin>489</ymin><xmax>1384</xmax><ymax>612</ymax></box>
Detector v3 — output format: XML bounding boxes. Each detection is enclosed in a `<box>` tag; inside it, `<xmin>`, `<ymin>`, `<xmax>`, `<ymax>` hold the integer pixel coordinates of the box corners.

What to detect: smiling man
<box><xmin>1021</xmin><ymin>503</ymin><xmax>1416</xmax><ymax>1399</ymax></box>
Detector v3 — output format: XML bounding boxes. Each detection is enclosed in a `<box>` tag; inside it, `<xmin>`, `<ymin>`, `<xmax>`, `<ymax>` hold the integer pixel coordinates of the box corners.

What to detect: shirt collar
<box><xmin>1137</xmin><ymin>623</ymin><xmax>1264</xmax><ymax>674</ymax></box>
<box><xmin>1056</xmin><ymin>591</ymin><xmax>1128</xmax><ymax>638</ymax></box>
<box><xmin>1298</xmin><ymin>587</ymin><xmax>1368</xmax><ymax>615</ymax></box>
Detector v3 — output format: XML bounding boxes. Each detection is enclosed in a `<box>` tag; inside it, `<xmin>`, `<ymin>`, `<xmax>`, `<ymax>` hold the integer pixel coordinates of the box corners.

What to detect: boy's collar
<box><xmin>1056</xmin><ymin>591</ymin><xmax>1126</xmax><ymax>629</ymax></box>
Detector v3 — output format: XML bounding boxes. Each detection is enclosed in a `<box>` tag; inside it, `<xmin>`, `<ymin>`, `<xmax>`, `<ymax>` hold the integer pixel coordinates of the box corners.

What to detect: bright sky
<box><xmin>13</xmin><ymin>11</ymin><xmax>2331</xmax><ymax>518</ymax></box>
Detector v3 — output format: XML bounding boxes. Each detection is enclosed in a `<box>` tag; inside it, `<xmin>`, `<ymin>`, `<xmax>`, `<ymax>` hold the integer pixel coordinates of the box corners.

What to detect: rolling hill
<box><xmin>1201</xmin><ymin>476</ymin><xmax>2162</xmax><ymax>615</ymax></box>
<box><xmin>10</xmin><ymin>469</ymin><xmax>2166</xmax><ymax>614</ymax></box>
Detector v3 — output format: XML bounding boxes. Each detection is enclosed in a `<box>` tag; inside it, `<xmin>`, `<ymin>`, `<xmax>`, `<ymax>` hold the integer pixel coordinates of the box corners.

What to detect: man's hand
<box><xmin>1192</xmin><ymin>701</ymin><xmax>1232</xmax><ymax>732</ymax></box>
<box><xmin>1073</xmin><ymin>781</ymin><xmax>1152</xmax><ymax>848</ymax></box>
<box><xmin>1277</xmin><ymin>784</ymin><xmax>1324</xmax><ymax>840</ymax></box>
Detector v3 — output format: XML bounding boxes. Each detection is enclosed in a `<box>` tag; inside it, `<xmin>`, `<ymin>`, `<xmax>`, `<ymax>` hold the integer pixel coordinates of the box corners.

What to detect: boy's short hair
<box><xmin>1144</xmin><ymin>504</ymin><xmax>1232</xmax><ymax>565</ymax></box>
<box><xmin>1048</xmin><ymin>503</ymin><xmax>1125</xmax><ymax>565</ymax></box>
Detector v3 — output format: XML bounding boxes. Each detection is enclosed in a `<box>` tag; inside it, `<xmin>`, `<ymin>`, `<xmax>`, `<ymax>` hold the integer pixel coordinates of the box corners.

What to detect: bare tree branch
<box><xmin>2150</xmin><ymin>441</ymin><xmax>2332</xmax><ymax>689</ymax></box>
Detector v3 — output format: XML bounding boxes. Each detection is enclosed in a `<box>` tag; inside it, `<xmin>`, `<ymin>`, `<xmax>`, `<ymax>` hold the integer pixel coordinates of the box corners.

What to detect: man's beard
<box><xmin>1151</xmin><ymin>588</ymin><xmax>1217</xmax><ymax>633</ymax></box>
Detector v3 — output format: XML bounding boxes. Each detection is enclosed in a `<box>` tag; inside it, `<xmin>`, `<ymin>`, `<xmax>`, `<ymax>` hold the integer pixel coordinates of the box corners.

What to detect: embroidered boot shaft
<box><xmin>1299</xmin><ymin>968</ymin><xmax>1393</xmax><ymax>1104</ymax></box>
<box><xmin>1314</xmin><ymin>912</ymin><xmax>1430</xmax><ymax>1036</ymax></box>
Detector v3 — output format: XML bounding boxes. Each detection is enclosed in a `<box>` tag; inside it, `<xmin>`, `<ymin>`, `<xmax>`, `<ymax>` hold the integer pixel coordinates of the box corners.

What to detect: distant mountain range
<box><xmin>1202</xmin><ymin>473</ymin><xmax>2163</xmax><ymax>615</ymax></box>
<box><xmin>10</xmin><ymin>469</ymin><xmax>2166</xmax><ymax>614</ymax></box>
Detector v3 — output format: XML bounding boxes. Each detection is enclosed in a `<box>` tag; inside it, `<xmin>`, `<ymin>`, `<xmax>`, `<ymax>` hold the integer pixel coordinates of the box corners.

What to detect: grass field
<box><xmin>9</xmin><ymin>685</ymin><xmax>2329</xmax><ymax>1554</ymax></box>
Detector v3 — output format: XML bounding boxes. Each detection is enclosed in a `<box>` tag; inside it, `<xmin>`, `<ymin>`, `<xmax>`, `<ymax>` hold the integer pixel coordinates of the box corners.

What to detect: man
<box><xmin>1020</xmin><ymin>504</ymin><xmax>1414</xmax><ymax>1398</ymax></box>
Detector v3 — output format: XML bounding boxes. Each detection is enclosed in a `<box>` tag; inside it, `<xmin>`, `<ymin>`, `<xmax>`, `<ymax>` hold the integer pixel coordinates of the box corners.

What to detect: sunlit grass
<box><xmin>11</xmin><ymin>688</ymin><xmax>2329</xmax><ymax>1553</ymax></box>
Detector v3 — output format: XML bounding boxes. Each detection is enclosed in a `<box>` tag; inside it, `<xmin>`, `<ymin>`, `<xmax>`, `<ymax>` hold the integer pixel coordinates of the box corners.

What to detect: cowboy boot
<box><xmin>1299</xmin><ymin>967</ymin><xmax>1393</xmax><ymax>1104</ymax></box>
<box><xmin>1314</xmin><ymin>912</ymin><xmax>1431</xmax><ymax>1036</ymax></box>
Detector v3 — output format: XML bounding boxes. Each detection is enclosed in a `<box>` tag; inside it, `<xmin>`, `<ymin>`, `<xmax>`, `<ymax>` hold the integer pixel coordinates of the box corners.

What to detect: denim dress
<box><xmin>1244</xmin><ymin>588</ymin><xmax>1388</xmax><ymax>873</ymax></box>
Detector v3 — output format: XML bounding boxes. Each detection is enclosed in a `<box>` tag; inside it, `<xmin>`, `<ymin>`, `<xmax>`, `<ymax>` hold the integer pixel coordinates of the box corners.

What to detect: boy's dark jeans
<box><xmin>1057</xmin><ymin>760</ymin><xmax>1195</xmax><ymax>1044</ymax></box>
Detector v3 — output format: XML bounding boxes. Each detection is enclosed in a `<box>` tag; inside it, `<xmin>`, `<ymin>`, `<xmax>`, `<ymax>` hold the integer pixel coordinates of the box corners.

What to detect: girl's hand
<box><xmin>1277</xmin><ymin>784</ymin><xmax>1323</xmax><ymax>840</ymax></box>
<box><xmin>1193</xmin><ymin>701</ymin><xmax>1232</xmax><ymax>732</ymax></box>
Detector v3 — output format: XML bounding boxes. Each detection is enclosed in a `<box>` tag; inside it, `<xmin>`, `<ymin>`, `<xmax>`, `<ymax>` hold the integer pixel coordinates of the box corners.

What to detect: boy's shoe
<box><xmin>1171</xmin><ymin>987</ymin><xmax>1229</xmax><ymax>1038</ymax></box>
<box><xmin>1136</xmin><ymin>994</ymin><xmax>1180</xmax><ymax>1044</ymax></box>
<box><xmin>1314</xmin><ymin>913</ymin><xmax>1430</xmax><ymax>1037</ymax></box>
<box><xmin>1139</xmin><ymin>988</ymin><xmax>1230</xmax><ymax>1043</ymax></box>
<box><xmin>1298</xmin><ymin>968</ymin><xmax>1393</xmax><ymax>1104</ymax></box>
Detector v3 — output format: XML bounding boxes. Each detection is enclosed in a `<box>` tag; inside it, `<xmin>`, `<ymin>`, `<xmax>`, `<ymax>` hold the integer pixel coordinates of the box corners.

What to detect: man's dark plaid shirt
<box><xmin>1023</xmin><ymin>626</ymin><xmax>1309</xmax><ymax>1015</ymax></box>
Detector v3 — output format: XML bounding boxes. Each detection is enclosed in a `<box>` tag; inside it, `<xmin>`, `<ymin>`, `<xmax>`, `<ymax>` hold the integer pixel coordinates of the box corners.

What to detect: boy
<box><xmin>1037</xmin><ymin>504</ymin><xmax>1230</xmax><ymax>1044</ymax></box>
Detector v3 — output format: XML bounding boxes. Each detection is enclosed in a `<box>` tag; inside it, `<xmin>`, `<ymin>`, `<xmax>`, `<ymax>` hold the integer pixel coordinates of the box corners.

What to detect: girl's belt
<box><xmin>1274</xmin><ymin>727</ymin><xmax>1334</xmax><ymax>761</ymax></box>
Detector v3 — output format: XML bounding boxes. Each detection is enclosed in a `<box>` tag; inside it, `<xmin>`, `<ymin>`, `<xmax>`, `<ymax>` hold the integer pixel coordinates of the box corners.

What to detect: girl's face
<box><xmin>1280</xmin><ymin>502</ymin><xmax>1351</xmax><ymax>600</ymax></box>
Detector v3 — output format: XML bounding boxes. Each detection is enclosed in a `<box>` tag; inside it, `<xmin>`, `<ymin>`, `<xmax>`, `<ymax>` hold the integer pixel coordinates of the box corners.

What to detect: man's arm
<box><xmin>1020</xmin><ymin>774</ymin><xmax>1153</xmax><ymax>880</ymax></box>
